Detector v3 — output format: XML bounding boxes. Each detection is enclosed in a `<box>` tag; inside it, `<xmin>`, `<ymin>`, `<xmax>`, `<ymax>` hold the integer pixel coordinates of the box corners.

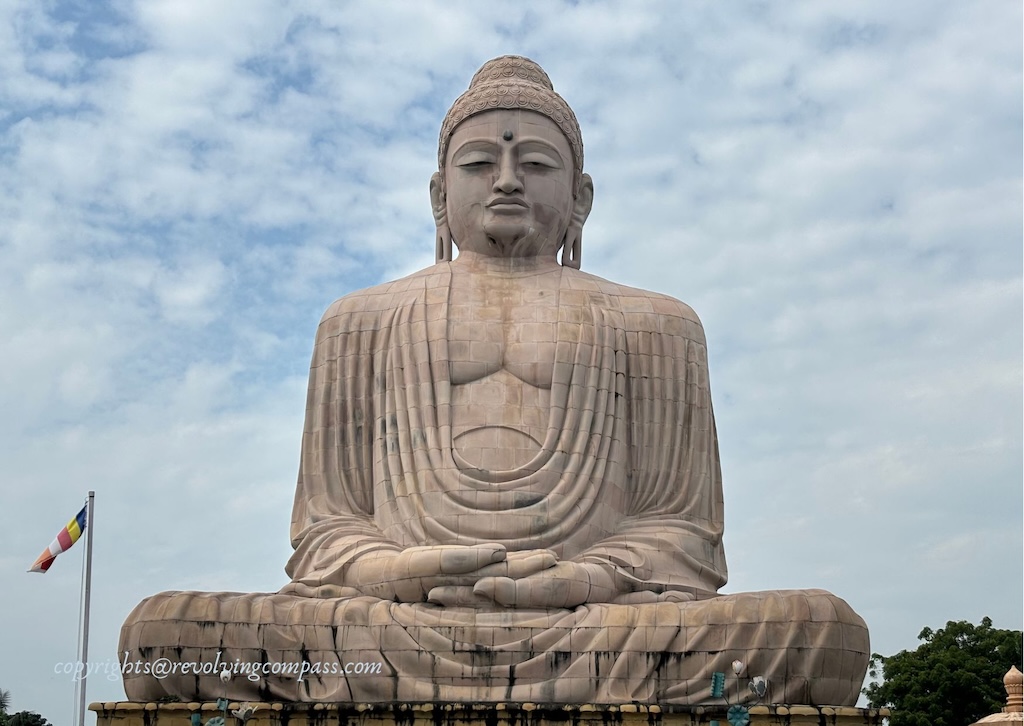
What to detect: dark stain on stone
<box><xmin>512</xmin><ymin>493</ymin><xmax>544</xmax><ymax>509</ymax></box>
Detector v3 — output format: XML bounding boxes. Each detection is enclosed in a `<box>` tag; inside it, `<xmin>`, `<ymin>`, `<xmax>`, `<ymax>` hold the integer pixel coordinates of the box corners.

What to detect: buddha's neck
<box><xmin>451</xmin><ymin>251</ymin><xmax>562</xmax><ymax>276</ymax></box>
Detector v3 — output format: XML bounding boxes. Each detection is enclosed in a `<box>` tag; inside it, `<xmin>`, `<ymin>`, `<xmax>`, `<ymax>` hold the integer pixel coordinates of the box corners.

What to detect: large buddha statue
<box><xmin>120</xmin><ymin>56</ymin><xmax>869</xmax><ymax>706</ymax></box>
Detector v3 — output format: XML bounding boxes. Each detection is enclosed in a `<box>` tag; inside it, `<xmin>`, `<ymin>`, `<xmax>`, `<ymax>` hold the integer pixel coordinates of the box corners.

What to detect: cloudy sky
<box><xmin>1</xmin><ymin>0</ymin><xmax>1020</xmax><ymax>719</ymax></box>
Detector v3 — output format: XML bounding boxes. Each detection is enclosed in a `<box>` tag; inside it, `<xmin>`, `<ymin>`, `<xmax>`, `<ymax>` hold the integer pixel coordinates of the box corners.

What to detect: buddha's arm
<box><xmin>281</xmin><ymin>297</ymin><xmax>396</xmax><ymax>596</ymax></box>
<box><xmin>577</xmin><ymin>299</ymin><xmax>728</xmax><ymax>597</ymax></box>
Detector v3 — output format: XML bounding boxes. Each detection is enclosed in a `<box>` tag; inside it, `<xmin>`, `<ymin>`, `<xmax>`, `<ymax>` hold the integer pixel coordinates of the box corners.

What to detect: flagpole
<box><xmin>77</xmin><ymin>491</ymin><xmax>95</xmax><ymax>726</ymax></box>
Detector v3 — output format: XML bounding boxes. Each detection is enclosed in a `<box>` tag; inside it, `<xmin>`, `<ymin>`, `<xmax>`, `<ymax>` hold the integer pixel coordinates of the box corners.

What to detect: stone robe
<box><xmin>120</xmin><ymin>263</ymin><xmax>869</xmax><ymax>705</ymax></box>
<box><xmin>288</xmin><ymin>263</ymin><xmax>727</xmax><ymax>595</ymax></box>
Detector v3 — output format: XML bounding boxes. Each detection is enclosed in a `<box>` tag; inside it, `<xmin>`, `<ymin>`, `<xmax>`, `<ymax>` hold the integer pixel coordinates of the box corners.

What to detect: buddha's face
<box><xmin>443</xmin><ymin>109</ymin><xmax>575</xmax><ymax>259</ymax></box>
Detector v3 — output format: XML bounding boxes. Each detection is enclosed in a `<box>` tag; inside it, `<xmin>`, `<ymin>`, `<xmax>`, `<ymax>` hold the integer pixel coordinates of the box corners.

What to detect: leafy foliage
<box><xmin>864</xmin><ymin>617</ymin><xmax>1022</xmax><ymax>726</ymax></box>
<box><xmin>0</xmin><ymin>689</ymin><xmax>52</xmax><ymax>726</ymax></box>
<box><xmin>6</xmin><ymin>713</ymin><xmax>51</xmax><ymax>726</ymax></box>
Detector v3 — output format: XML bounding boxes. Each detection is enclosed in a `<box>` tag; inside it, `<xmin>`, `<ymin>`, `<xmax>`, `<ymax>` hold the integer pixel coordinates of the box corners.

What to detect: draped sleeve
<box><xmin>574</xmin><ymin>285</ymin><xmax>728</xmax><ymax>596</ymax></box>
<box><xmin>283</xmin><ymin>285</ymin><xmax>399</xmax><ymax>589</ymax></box>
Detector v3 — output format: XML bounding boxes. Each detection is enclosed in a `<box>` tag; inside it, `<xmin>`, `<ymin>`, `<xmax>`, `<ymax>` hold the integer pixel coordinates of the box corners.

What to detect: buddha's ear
<box><xmin>561</xmin><ymin>173</ymin><xmax>593</xmax><ymax>270</ymax></box>
<box><xmin>430</xmin><ymin>172</ymin><xmax>452</xmax><ymax>263</ymax></box>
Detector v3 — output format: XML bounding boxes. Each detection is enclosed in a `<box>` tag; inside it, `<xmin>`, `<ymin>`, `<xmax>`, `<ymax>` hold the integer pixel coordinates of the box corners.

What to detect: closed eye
<box><xmin>520</xmin><ymin>152</ymin><xmax>560</xmax><ymax>169</ymax></box>
<box><xmin>455</xmin><ymin>151</ymin><xmax>497</xmax><ymax>168</ymax></box>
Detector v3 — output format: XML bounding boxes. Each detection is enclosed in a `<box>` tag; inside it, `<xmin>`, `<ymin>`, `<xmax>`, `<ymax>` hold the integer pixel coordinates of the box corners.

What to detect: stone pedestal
<box><xmin>90</xmin><ymin>701</ymin><xmax>889</xmax><ymax>726</ymax></box>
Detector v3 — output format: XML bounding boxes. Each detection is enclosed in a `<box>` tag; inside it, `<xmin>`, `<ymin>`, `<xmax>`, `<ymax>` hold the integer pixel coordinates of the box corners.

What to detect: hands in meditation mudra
<box><xmin>121</xmin><ymin>56</ymin><xmax>869</xmax><ymax>706</ymax></box>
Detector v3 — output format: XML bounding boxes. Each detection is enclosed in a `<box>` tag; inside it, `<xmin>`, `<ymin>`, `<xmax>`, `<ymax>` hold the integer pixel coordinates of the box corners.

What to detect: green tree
<box><xmin>864</xmin><ymin>617</ymin><xmax>1022</xmax><ymax>726</ymax></box>
<box><xmin>0</xmin><ymin>688</ymin><xmax>11</xmax><ymax>726</ymax></box>
<box><xmin>6</xmin><ymin>713</ymin><xmax>51</xmax><ymax>726</ymax></box>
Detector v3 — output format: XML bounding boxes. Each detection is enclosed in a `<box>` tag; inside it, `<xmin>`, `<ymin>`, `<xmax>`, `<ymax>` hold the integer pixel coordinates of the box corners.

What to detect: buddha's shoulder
<box><xmin>318</xmin><ymin>264</ymin><xmax>448</xmax><ymax>324</ymax></box>
<box><xmin>562</xmin><ymin>268</ymin><xmax>706</xmax><ymax>341</ymax></box>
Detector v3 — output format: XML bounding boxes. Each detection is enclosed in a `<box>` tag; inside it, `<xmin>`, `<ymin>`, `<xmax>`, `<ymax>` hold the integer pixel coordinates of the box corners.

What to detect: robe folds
<box><xmin>119</xmin><ymin>263</ymin><xmax>870</xmax><ymax>706</ymax></box>
<box><xmin>286</xmin><ymin>262</ymin><xmax>728</xmax><ymax>596</ymax></box>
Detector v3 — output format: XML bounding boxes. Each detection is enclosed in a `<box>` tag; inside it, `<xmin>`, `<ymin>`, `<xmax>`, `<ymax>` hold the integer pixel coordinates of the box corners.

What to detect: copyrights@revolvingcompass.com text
<box><xmin>54</xmin><ymin>652</ymin><xmax>384</xmax><ymax>682</ymax></box>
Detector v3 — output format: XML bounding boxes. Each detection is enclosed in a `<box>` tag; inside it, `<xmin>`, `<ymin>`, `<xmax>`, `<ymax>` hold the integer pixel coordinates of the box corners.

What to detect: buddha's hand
<box><xmin>424</xmin><ymin>549</ymin><xmax>560</xmax><ymax>607</ymax></box>
<box><xmin>467</xmin><ymin>560</ymin><xmax>620</xmax><ymax>609</ymax></box>
<box><xmin>346</xmin><ymin>544</ymin><xmax>557</xmax><ymax>603</ymax></box>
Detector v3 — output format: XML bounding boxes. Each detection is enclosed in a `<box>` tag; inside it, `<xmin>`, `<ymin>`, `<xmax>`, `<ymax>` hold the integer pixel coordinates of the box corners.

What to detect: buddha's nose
<box><xmin>493</xmin><ymin>156</ymin><xmax>524</xmax><ymax>194</ymax></box>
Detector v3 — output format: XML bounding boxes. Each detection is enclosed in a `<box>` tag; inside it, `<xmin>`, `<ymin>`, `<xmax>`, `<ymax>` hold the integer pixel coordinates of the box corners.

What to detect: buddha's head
<box><xmin>431</xmin><ymin>56</ymin><xmax>594</xmax><ymax>267</ymax></box>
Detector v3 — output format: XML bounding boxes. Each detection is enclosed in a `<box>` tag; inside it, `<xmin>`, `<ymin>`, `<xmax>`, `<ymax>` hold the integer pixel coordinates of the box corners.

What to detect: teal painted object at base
<box><xmin>727</xmin><ymin>705</ymin><xmax>750</xmax><ymax>726</ymax></box>
<box><xmin>711</xmin><ymin>671</ymin><xmax>726</xmax><ymax>697</ymax></box>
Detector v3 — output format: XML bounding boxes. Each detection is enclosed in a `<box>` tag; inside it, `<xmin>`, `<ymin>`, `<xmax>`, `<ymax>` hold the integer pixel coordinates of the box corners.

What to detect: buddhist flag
<box><xmin>28</xmin><ymin>504</ymin><xmax>88</xmax><ymax>573</ymax></box>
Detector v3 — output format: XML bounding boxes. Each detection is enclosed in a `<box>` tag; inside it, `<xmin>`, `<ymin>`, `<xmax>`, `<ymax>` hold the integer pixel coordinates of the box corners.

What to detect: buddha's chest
<box><xmin>446</xmin><ymin>271</ymin><xmax>562</xmax><ymax>388</ymax></box>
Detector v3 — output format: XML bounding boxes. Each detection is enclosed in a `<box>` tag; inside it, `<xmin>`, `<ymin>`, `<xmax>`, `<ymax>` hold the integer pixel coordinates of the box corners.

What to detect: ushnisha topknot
<box><xmin>438</xmin><ymin>55</ymin><xmax>585</xmax><ymax>195</ymax></box>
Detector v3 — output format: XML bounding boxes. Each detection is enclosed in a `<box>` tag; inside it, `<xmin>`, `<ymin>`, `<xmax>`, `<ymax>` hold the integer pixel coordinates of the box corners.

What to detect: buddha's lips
<box><xmin>487</xmin><ymin>197</ymin><xmax>528</xmax><ymax>208</ymax></box>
